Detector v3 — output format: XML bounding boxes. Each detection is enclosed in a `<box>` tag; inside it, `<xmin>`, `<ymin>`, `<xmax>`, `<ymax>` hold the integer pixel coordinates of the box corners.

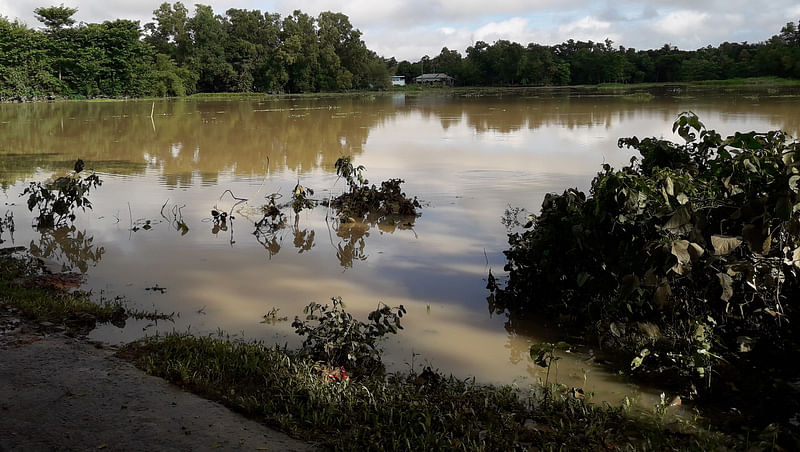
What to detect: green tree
<box><xmin>281</xmin><ymin>10</ymin><xmax>319</xmax><ymax>93</ymax></box>
<box><xmin>0</xmin><ymin>17</ymin><xmax>62</xmax><ymax>99</ymax></box>
<box><xmin>34</xmin><ymin>4</ymin><xmax>77</xmax><ymax>32</ymax></box>
<box><xmin>187</xmin><ymin>4</ymin><xmax>234</xmax><ymax>92</ymax></box>
<box><xmin>144</xmin><ymin>2</ymin><xmax>191</xmax><ymax>64</ymax></box>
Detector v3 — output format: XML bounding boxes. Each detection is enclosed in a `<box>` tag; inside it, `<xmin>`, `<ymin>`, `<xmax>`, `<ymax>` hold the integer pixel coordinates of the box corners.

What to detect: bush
<box><xmin>22</xmin><ymin>159</ymin><xmax>102</xmax><ymax>229</ymax></box>
<box><xmin>292</xmin><ymin>297</ymin><xmax>405</xmax><ymax>376</ymax></box>
<box><xmin>493</xmin><ymin>112</ymin><xmax>800</xmax><ymax>401</ymax></box>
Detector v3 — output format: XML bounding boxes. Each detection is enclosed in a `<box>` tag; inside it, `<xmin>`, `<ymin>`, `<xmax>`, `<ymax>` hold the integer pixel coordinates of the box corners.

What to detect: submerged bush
<box><xmin>328</xmin><ymin>157</ymin><xmax>421</xmax><ymax>222</ymax></box>
<box><xmin>492</xmin><ymin>113</ymin><xmax>800</xmax><ymax>416</ymax></box>
<box><xmin>21</xmin><ymin>159</ymin><xmax>102</xmax><ymax>229</ymax></box>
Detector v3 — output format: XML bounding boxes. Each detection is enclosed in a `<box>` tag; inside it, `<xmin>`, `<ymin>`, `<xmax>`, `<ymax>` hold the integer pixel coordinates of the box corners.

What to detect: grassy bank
<box><xmin>595</xmin><ymin>76</ymin><xmax>800</xmax><ymax>89</ymax></box>
<box><xmin>0</xmin><ymin>252</ymin><xmax>170</xmax><ymax>333</ymax></box>
<box><xmin>3</xmin><ymin>76</ymin><xmax>796</xmax><ymax>104</ymax></box>
<box><xmin>121</xmin><ymin>332</ymin><xmax>737</xmax><ymax>451</ymax></box>
<box><xmin>1</xmin><ymin>250</ymin><xmax>742</xmax><ymax>450</ymax></box>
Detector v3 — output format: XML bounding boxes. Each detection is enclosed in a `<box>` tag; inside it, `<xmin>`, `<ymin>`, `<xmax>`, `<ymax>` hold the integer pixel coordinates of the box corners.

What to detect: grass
<box><xmin>0</xmin><ymin>253</ymin><xmax>171</xmax><ymax>332</ymax></box>
<box><xmin>0</xmin><ymin>251</ymin><xmax>761</xmax><ymax>450</ymax></box>
<box><xmin>594</xmin><ymin>77</ymin><xmax>800</xmax><ymax>90</ymax></box>
<box><xmin>120</xmin><ymin>331</ymin><xmax>741</xmax><ymax>451</ymax></box>
<box><xmin>691</xmin><ymin>76</ymin><xmax>800</xmax><ymax>86</ymax></box>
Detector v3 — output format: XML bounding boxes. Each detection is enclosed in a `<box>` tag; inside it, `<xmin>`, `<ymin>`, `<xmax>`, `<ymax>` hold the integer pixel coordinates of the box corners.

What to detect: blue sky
<box><xmin>2</xmin><ymin>0</ymin><xmax>798</xmax><ymax>60</ymax></box>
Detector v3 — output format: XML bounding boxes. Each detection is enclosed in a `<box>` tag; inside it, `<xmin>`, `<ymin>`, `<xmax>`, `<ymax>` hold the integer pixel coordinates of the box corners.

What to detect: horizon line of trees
<box><xmin>1</xmin><ymin>3</ymin><xmax>798</xmax><ymax>100</ymax></box>
<box><xmin>396</xmin><ymin>20</ymin><xmax>800</xmax><ymax>86</ymax></box>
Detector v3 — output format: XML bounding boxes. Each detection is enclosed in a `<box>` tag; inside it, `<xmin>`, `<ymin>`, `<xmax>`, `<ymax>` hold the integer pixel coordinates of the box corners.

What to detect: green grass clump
<box><xmin>123</xmin><ymin>332</ymin><xmax>734</xmax><ymax>451</ymax></box>
<box><xmin>0</xmin><ymin>254</ymin><xmax>170</xmax><ymax>330</ymax></box>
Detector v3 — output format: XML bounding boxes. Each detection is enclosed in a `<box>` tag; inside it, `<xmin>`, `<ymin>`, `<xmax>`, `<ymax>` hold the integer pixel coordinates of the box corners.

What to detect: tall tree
<box><xmin>34</xmin><ymin>4</ymin><xmax>77</xmax><ymax>32</ymax></box>
<box><xmin>187</xmin><ymin>4</ymin><xmax>234</xmax><ymax>92</ymax></box>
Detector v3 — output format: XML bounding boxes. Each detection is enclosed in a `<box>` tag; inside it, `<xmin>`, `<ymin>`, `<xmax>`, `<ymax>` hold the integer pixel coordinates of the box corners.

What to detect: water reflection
<box><xmin>3</xmin><ymin>88</ymin><xmax>798</xmax><ymax>188</ymax></box>
<box><xmin>0</xmin><ymin>211</ymin><xmax>14</xmax><ymax>244</ymax></box>
<box><xmin>334</xmin><ymin>222</ymin><xmax>369</xmax><ymax>268</ymax></box>
<box><xmin>2</xmin><ymin>89</ymin><xmax>799</xmax><ymax>404</ymax></box>
<box><xmin>29</xmin><ymin>226</ymin><xmax>104</xmax><ymax>273</ymax></box>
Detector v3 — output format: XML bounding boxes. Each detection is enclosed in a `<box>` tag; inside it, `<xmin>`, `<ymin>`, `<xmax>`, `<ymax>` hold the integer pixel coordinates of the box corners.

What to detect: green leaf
<box><xmin>631</xmin><ymin>348</ymin><xmax>650</xmax><ymax>370</ymax></box>
<box><xmin>790</xmin><ymin>175</ymin><xmax>800</xmax><ymax>193</ymax></box>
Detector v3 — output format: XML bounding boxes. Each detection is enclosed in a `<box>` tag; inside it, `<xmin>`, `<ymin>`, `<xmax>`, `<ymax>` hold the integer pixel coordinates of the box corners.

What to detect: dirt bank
<box><xmin>0</xmin><ymin>307</ymin><xmax>316</xmax><ymax>451</ymax></box>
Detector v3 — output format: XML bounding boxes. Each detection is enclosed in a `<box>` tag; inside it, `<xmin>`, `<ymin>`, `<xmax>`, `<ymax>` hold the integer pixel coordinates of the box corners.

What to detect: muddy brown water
<box><xmin>2</xmin><ymin>87</ymin><xmax>799</xmax><ymax>409</ymax></box>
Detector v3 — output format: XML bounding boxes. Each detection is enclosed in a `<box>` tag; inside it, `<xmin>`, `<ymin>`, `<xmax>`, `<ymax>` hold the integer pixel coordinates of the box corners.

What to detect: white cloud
<box><xmin>1</xmin><ymin>0</ymin><xmax>796</xmax><ymax>60</ymax></box>
<box><xmin>556</xmin><ymin>16</ymin><xmax>619</xmax><ymax>43</ymax></box>
<box><xmin>654</xmin><ymin>10</ymin><xmax>709</xmax><ymax>37</ymax></box>
<box><xmin>474</xmin><ymin>17</ymin><xmax>531</xmax><ymax>43</ymax></box>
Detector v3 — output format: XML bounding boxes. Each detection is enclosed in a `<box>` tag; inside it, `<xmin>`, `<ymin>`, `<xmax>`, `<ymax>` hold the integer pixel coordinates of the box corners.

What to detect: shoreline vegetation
<box><xmin>1</xmin><ymin>3</ymin><xmax>798</xmax><ymax>101</ymax></box>
<box><xmin>2</xmin><ymin>136</ymin><xmax>796</xmax><ymax>448</ymax></box>
<box><xmin>1</xmin><ymin>251</ymin><xmax>739</xmax><ymax>451</ymax></box>
<box><xmin>3</xmin><ymin>76</ymin><xmax>800</xmax><ymax>104</ymax></box>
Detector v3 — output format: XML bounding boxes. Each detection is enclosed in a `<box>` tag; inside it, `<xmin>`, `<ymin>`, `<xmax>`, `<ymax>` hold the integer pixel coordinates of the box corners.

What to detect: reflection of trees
<box><xmin>3</xmin><ymin>90</ymin><xmax>799</xmax><ymax>188</ymax></box>
<box><xmin>28</xmin><ymin>226</ymin><xmax>104</xmax><ymax>273</ymax></box>
<box><xmin>0</xmin><ymin>96</ymin><xmax>392</xmax><ymax>186</ymax></box>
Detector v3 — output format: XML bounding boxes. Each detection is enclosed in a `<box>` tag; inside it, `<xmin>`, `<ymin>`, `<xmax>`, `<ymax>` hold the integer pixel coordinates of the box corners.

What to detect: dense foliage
<box><xmin>291</xmin><ymin>297</ymin><xmax>405</xmax><ymax>376</ymax></box>
<box><xmin>395</xmin><ymin>21</ymin><xmax>800</xmax><ymax>86</ymax></box>
<box><xmin>22</xmin><ymin>159</ymin><xmax>102</xmax><ymax>229</ymax></box>
<box><xmin>329</xmin><ymin>157</ymin><xmax>421</xmax><ymax>222</ymax></box>
<box><xmin>492</xmin><ymin>113</ymin><xmax>800</xmax><ymax>429</ymax></box>
<box><xmin>0</xmin><ymin>3</ymin><xmax>389</xmax><ymax>100</ymax></box>
<box><xmin>2</xmin><ymin>4</ymin><xmax>797</xmax><ymax>99</ymax></box>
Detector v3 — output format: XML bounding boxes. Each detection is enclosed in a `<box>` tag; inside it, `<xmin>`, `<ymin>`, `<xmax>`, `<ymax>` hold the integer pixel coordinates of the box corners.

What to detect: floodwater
<box><xmin>2</xmin><ymin>87</ymin><xmax>799</xmax><ymax>407</ymax></box>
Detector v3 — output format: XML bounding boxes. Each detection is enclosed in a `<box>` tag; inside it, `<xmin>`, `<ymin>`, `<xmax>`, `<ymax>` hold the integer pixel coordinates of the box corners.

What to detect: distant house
<box><xmin>391</xmin><ymin>75</ymin><xmax>406</xmax><ymax>86</ymax></box>
<box><xmin>414</xmin><ymin>73</ymin><xmax>454</xmax><ymax>86</ymax></box>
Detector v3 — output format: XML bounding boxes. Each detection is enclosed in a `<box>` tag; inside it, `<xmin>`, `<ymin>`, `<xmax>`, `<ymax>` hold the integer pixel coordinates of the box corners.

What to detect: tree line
<box><xmin>1</xmin><ymin>3</ymin><xmax>798</xmax><ymax>100</ymax></box>
<box><xmin>0</xmin><ymin>3</ymin><xmax>391</xmax><ymax>99</ymax></box>
<box><xmin>397</xmin><ymin>21</ymin><xmax>800</xmax><ymax>86</ymax></box>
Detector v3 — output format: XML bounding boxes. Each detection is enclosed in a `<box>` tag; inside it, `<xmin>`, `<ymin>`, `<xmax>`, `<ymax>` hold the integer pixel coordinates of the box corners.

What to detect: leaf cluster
<box><xmin>494</xmin><ymin>113</ymin><xmax>800</xmax><ymax>406</ymax></box>
<box><xmin>330</xmin><ymin>157</ymin><xmax>421</xmax><ymax>222</ymax></box>
<box><xmin>291</xmin><ymin>296</ymin><xmax>405</xmax><ymax>376</ymax></box>
<box><xmin>21</xmin><ymin>159</ymin><xmax>102</xmax><ymax>229</ymax></box>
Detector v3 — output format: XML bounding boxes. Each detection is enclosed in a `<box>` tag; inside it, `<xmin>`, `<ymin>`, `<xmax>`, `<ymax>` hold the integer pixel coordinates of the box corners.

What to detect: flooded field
<box><xmin>2</xmin><ymin>87</ymin><xmax>799</xmax><ymax>406</ymax></box>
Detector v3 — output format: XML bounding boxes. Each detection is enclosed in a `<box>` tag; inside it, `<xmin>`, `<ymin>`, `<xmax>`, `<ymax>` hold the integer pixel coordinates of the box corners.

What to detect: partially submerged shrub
<box><xmin>493</xmin><ymin>113</ymin><xmax>800</xmax><ymax>407</ymax></box>
<box><xmin>328</xmin><ymin>157</ymin><xmax>421</xmax><ymax>222</ymax></box>
<box><xmin>292</xmin><ymin>296</ymin><xmax>405</xmax><ymax>376</ymax></box>
<box><xmin>21</xmin><ymin>159</ymin><xmax>102</xmax><ymax>228</ymax></box>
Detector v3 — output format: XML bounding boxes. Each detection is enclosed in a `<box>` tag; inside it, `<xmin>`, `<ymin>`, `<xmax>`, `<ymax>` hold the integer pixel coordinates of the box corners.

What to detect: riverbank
<box><xmin>2</xmin><ymin>76</ymin><xmax>797</xmax><ymax>104</ymax></box>
<box><xmin>0</xmin><ymin>250</ymin><xmax>741</xmax><ymax>450</ymax></box>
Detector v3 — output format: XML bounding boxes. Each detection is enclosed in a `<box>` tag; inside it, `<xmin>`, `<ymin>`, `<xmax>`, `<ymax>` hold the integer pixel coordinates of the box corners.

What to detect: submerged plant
<box><xmin>22</xmin><ymin>159</ymin><xmax>102</xmax><ymax>229</ymax></box>
<box><xmin>291</xmin><ymin>181</ymin><xmax>315</xmax><ymax>214</ymax></box>
<box><xmin>493</xmin><ymin>112</ymin><xmax>800</xmax><ymax>433</ymax></box>
<box><xmin>328</xmin><ymin>158</ymin><xmax>421</xmax><ymax>224</ymax></box>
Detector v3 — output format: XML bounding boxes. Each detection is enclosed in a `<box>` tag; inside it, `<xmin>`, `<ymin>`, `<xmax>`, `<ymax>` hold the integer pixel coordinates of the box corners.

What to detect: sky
<box><xmin>2</xmin><ymin>0</ymin><xmax>799</xmax><ymax>61</ymax></box>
